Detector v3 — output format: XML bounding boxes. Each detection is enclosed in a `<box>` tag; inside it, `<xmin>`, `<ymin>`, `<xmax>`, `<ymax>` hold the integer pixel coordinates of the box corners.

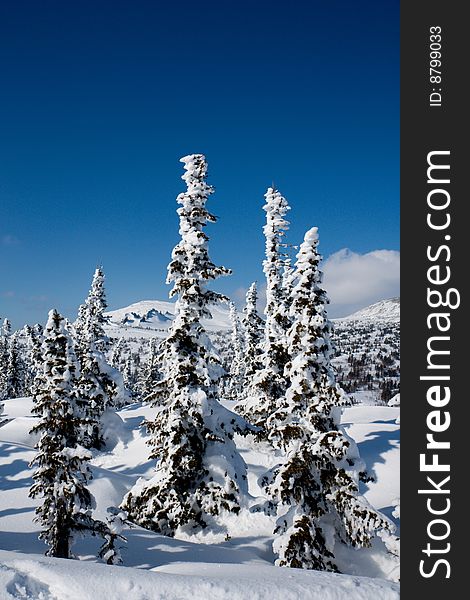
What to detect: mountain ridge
<box><xmin>104</xmin><ymin>296</ymin><xmax>400</xmax><ymax>337</ymax></box>
<box><xmin>336</xmin><ymin>297</ymin><xmax>400</xmax><ymax>323</ymax></box>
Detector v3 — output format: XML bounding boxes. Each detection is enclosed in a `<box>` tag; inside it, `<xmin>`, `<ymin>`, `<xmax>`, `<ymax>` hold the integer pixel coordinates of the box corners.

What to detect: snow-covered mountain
<box><xmin>104</xmin><ymin>299</ymin><xmax>233</xmax><ymax>339</ymax></box>
<box><xmin>337</xmin><ymin>298</ymin><xmax>400</xmax><ymax>323</ymax></box>
<box><xmin>105</xmin><ymin>297</ymin><xmax>400</xmax><ymax>340</ymax></box>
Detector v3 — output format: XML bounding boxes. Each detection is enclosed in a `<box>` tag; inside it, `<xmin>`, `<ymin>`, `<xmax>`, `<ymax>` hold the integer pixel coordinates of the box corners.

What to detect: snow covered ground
<box><xmin>0</xmin><ymin>397</ymin><xmax>400</xmax><ymax>599</ymax></box>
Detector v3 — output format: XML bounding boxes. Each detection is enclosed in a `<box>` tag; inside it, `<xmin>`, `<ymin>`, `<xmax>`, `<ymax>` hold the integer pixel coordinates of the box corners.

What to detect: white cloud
<box><xmin>322</xmin><ymin>248</ymin><xmax>400</xmax><ymax>317</ymax></box>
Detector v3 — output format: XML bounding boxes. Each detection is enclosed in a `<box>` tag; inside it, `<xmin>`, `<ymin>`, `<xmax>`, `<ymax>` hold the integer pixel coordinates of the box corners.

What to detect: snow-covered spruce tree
<box><xmin>140</xmin><ymin>337</ymin><xmax>162</xmax><ymax>401</ymax></box>
<box><xmin>0</xmin><ymin>333</ymin><xmax>9</xmax><ymax>402</ymax></box>
<box><xmin>29</xmin><ymin>310</ymin><xmax>125</xmax><ymax>560</ymax></box>
<box><xmin>2</xmin><ymin>318</ymin><xmax>12</xmax><ymax>338</ymax></box>
<box><xmin>122</xmin><ymin>154</ymin><xmax>248</xmax><ymax>536</ymax></box>
<box><xmin>263</xmin><ymin>228</ymin><xmax>390</xmax><ymax>571</ymax></box>
<box><xmin>4</xmin><ymin>332</ymin><xmax>25</xmax><ymax>399</ymax></box>
<box><xmin>110</xmin><ymin>337</ymin><xmax>127</xmax><ymax>371</ymax></box>
<box><xmin>22</xmin><ymin>324</ymin><xmax>43</xmax><ymax>397</ymax></box>
<box><xmin>241</xmin><ymin>188</ymin><xmax>291</xmax><ymax>425</ymax></box>
<box><xmin>237</xmin><ymin>282</ymin><xmax>264</xmax><ymax>397</ymax></box>
<box><xmin>123</xmin><ymin>354</ymin><xmax>137</xmax><ymax>395</ymax></box>
<box><xmin>74</xmin><ymin>268</ymin><xmax>130</xmax><ymax>448</ymax></box>
<box><xmin>225</xmin><ymin>302</ymin><xmax>245</xmax><ymax>401</ymax></box>
<box><xmin>80</xmin><ymin>267</ymin><xmax>109</xmax><ymax>354</ymax></box>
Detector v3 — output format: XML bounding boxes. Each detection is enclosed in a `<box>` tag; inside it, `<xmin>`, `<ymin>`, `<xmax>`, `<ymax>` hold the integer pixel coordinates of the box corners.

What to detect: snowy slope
<box><xmin>337</xmin><ymin>298</ymin><xmax>400</xmax><ymax>323</ymax></box>
<box><xmin>0</xmin><ymin>397</ymin><xmax>400</xmax><ymax>598</ymax></box>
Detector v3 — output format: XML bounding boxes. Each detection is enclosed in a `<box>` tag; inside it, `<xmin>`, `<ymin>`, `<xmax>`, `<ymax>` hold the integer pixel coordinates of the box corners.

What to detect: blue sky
<box><xmin>0</xmin><ymin>0</ymin><xmax>399</xmax><ymax>327</ymax></box>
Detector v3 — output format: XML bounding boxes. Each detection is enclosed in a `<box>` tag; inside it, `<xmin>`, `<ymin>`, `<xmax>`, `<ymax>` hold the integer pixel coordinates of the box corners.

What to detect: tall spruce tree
<box><xmin>29</xmin><ymin>310</ymin><xmax>124</xmax><ymax>560</ymax></box>
<box><xmin>122</xmin><ymin>154</ymin><xmax>248</xmax><ymax>536</ymax></box>
<box><xmin>262</xmin><ymin>228</ymin><xmax>391</xmax><ymax>571</ymax></box>
<box><xmin>242</xmin><ymin>188</ymin><xmax>291</xmax><ymax>425</ymax></box>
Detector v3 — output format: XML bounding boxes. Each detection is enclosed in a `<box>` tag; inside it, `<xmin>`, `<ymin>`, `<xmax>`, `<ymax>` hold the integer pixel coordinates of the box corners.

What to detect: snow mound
<box><xmin>0</xmin><ymin>550</ymin><xmax>399</xmax><ymax>600</ymax></box>
<box><xmin>337</xmin><ymin>298</ymin><xmax>400</xmax><ymax>323</ymax></box>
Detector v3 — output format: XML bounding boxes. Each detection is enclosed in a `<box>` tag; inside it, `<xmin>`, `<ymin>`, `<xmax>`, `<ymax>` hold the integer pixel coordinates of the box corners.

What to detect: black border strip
<box><xmin>401</xmin><ymin>1</ymin><xmax>466</xmax><ymax>595</ymax></box>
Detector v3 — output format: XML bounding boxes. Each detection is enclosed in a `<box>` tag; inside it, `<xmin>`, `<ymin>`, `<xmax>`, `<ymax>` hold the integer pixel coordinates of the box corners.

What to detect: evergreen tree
<box><xmin>140</xmin><ymin>337</ymin><xmax>162</xmax><ymax>401</ymax></box>
<box><xmin>0</xmin><ymin>331</ymin><xmax>9</xmax><ymax>401</ymax></box>
<box><xmin>226</xmin><ymin>302</ymin><xmax>245</xmax><ymax>400</ymax></box>
<box><xmin>74</xmin><ymin>268</ymin><xmax>130</xmax><ymax>448</ymax></box>
<box><xmin>237</xmin><ymin>282</ymin><xmax>264</xmax><ymax>404</ymax></box>
<box><xmin>2</xmin><ymin>318</ymin><xmax>12</xmax><ymax>338</ymax></box>
<box><xmin>110</xmin><ymin>337</ymin><xmax>127</xmax><ymax>371</ymax></box>
<box><xmin>123</xmin><ymin>354</ymin><xmax>137</xmax><ymax>395</ymax></box>
<box><xmin>4</xmin><ymin>332</ymin><xmax>25</xmax><ymax>399</ymax></box>
<box><xmin>242</xmin><ymin>188</ymin><xmax>291</xmax><ymax>425</ymax></box>
<box><xmin>29</xmin><ymin>310</ymin><xmax>125</xmax><ymax>560</ymax></box>
<box><xmin>262</xmin><ymin>228</ymin><xmax>390</xmax><ymax>571</ymax></box>
<box><xmin>29</xmin><ymin>324</ymin><xmax>45</xmax><ymax>399</ymax></box>
<box><xmin>122</xmin><ymin>154</ymin><xmax>247</xmax><ymax>536</ymax></box>
<box><xmin>23</xmin><ymin>324</ymin><xmax>44</xmax><ymax>397</ymax></box>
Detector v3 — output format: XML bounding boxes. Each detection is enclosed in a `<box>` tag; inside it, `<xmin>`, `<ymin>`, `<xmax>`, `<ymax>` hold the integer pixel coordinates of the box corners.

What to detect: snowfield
<box><xmin>0</xmin><ymin>550</ymin><xmax>399</xmax><ymax>600</ymax></box>
<box><xmin>0</xmin><ymin>397</ymin><xmax>399</xmax><ymax>599</ymax></box>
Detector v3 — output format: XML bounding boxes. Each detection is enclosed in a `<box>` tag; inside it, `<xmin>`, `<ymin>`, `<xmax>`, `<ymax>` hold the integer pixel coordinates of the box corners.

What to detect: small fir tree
<box><xmin>74</xmin><ymin>268</ymin><xmax>130</xmax><ymax>448</ymax></box>
<box><xmin>4</xmin><ymin>332</ymin><xmax>25</xmax><ymax>399</ymax></box>
<box><xmin>2</xmin><ymin>318</ymin><xmax>12</xmax><ymax>338</ymax></box>
<box><xmin>226</xmin><ymin>302</ymin><xmax>245</xmax><ymax>400</ymax></box>
<box><xmin>234</xmin><ymin>282</ymin><xmax>264</xmax><ymax>414</ymax></box>
<box><xmin>0</xmin><ymin>331</ymin><xmax>10</xmax><ymax>401</ymax></box>
<box><xmin>110</xmin><ymin>337</ymin><xmax>127</xmax><ymax>371</ymax></box>
<box><xmin>23</xmin><ymin>324</ymin><xmax>44</xmax><ymax>397</ymax></box>
<box><xmin>140</xmin><ymin>337</ymin><xmax>162</xmax><ymax>401</ymax></box>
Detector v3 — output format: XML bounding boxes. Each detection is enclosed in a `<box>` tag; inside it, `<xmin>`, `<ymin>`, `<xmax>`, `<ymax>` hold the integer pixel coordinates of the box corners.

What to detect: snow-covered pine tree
<box><xmin>83</xmin><ymin>267</ymin><xmax>109</xmax><ymax>353</ymax></box>
<box><xmin>238</xmin><ymin>282</ymin><xmax>264</xmax><ymax>393</ymax></box>
<box><xmin>29</xmin><ymin>309</ymin><xmax>125</xmax><ymax>560</ymax></box>
<box><xmin>123</xmin><ymin>353</ymin><xmax>137</xmax><ymax>395</ymax></box>
<box><xmin>0</xmin><ymin>330</ymin><xmax>9</xmax><ymax>402</ymax></box>
<box><xmin>226</xmin><ymin>302</ymin><xmax>245</xmax><ymax>401</ymax></box>
<box><xmin>28</xmin><ymin>324</ymin><xmax>45</xmax><ymax>399</ymax></box>
<box><xmin>263</xmin><ymin>227</ymin><xmax>390</xmax><ymax>571</ymax></box>
<box><xmin>140</xmin><ymin>337</ymin><xmax>162</xmax><ymax>401</ymax></box>
<box><xmin>4</xmin><ymin>332</ymin><xmax>25</xmax><ymax>399</ymax></box>
<box><xmin>29</xmin><ymin>310</ymin><xmax>93</xmax><ymax>556</ymax></box>
<box><xmin>22</xmin><ymin>325</ymin><xmax>34</xmax><ymax>394</ymax></box>
<box><xmin>122</xmin><ymin>154</ymin><xmax>248</xmax><ymax>536</ymax></box>
<box><xmin>110</xmin><ymin>337</ymin><xmax>127</xmax><ymax>371</ymax></box>
<box><xmin>2</xmin><ymin>318</ymin><xmax>12</xmax><ymax>338</ymax></box>
<box><xmin>74</xmin><ymin>268</ymin><xmax>130</xmax><ymax>448</ymax></box>
<box><xmin>241</xmin><ymin>188</ymin><xmax>291</xmax><ymax>425</ymax></box>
